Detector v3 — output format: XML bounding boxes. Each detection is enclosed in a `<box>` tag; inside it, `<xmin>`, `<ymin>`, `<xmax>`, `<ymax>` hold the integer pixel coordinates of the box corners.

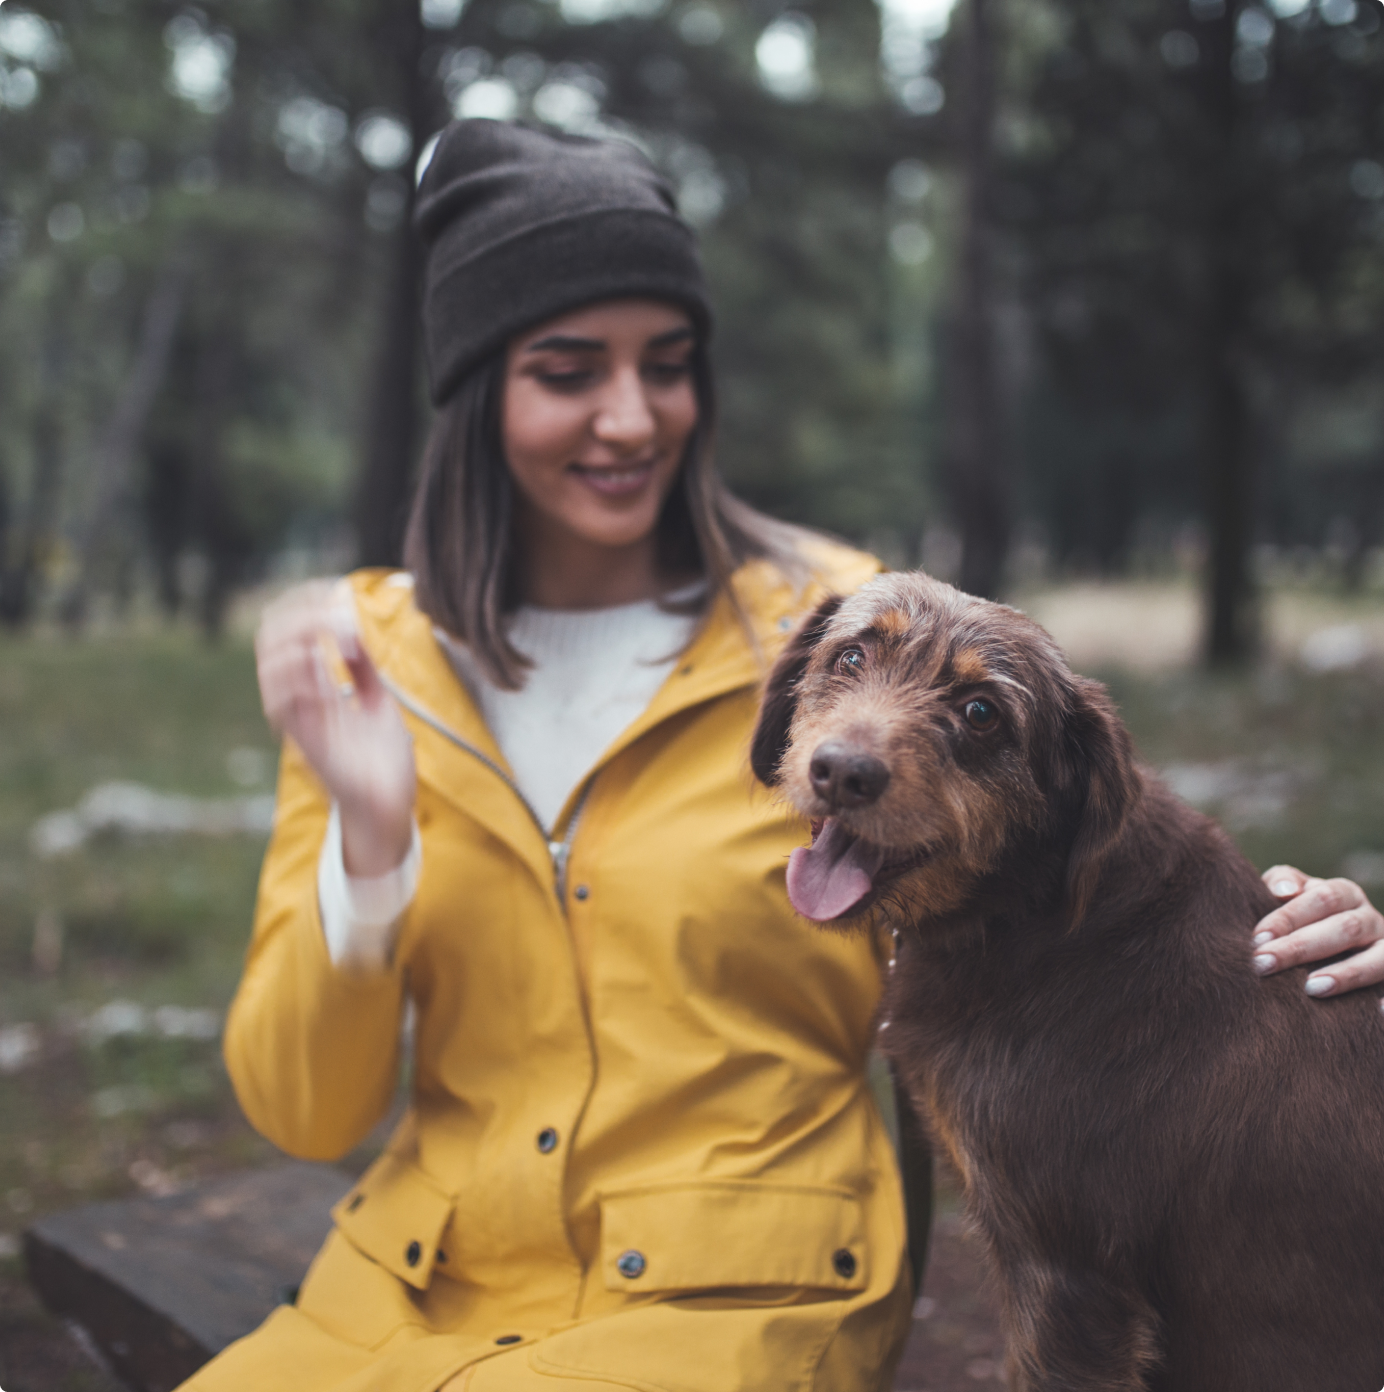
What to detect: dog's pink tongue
<box><xmin>787</xmin><ymin>819</ymin><xmax>886</xmax><ymax>921</ymax></box>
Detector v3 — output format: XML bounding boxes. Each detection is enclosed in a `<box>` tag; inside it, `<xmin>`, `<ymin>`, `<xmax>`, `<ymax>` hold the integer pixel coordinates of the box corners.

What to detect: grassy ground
<box><xmin>1101</xmin><ymin>660</ymin><xmax>1384</xmax><ymax>882</ymax></box>
<box><xmin>0</xmin><ymin>587</ymin><xmax>1382</xmax><ymax>1385</ymax></box>
<box><xmin>0</xmin><ymin>634</ymin><xmax>279</xmax><ymax>1183</ymax></box>
<box><xmin>0</xmin><ymin>630</ymin><xmax>283</xmax><ymax>1390</ymax></box>
<box><xmin>1018</xmin><ymin>578</ymin><xmax>1384</xmax><ymax>881</ymax></box>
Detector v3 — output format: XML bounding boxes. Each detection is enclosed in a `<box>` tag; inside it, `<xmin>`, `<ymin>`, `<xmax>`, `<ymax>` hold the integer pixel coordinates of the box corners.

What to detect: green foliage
<box><xmin>0</xmin><ymin>0</ymin><xmax>940</xmax><ymax>622</ymax></box>
<box><xmin>5</xmin><ymin>0</ymin><xmax>1384</xmax><ymax>618</ymax></box>
<box><xmin>1006</xmin><ymin>0</ymin><xmax>1384</xmax><ymax>570</ymax></box>
<box><xmin>0</xmin><ymin>0</ymin><xmax>401</xmax><ymax>624</ymax></box>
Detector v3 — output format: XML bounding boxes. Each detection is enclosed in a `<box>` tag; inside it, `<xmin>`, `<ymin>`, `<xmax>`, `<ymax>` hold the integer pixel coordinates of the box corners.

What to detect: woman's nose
<box><xmin>591</xmin><ymin>367</ymin><xmax>656</xmax><ymax>450</ymax></box>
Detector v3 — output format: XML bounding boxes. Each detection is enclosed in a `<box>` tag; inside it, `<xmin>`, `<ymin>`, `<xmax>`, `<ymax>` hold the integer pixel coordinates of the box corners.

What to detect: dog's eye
<box><xmin>964</xmin><ymin>698</ymin><xmax>999</xmax><ymax>731</ymax></box>
<box><xmin>836</xmin><ymin>648</ymin><xmax>866</xmax><ymax>675</ymax></box>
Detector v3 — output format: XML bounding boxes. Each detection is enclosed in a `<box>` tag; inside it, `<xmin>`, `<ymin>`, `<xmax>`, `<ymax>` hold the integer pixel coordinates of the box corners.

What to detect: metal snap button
<box><xmin>574</xmin><ymin>885</ymin><xmax>590</xmax><ymax>901</ymax></box>
<box><xmin>537</xmin><ymin>1127</ymin><xmax>559</xmax><ymax>1153</ymax></box>
<box><xmin>832</xmin><ymin>1248</ymin><xmax>856</xmax><ymax>1279</ymax></box>
<box><xmin>405</xmin><ymin>1240</ymin><xmax>422</xmax><ymax>1267</ymax></box>
<box><xmin>495</xmin><ymin>1334</ymin><xmax>522</xmax><ymax>1346</ymax></box>
<box><xmin>616</xmin><ymin>1249</ymin><xmax>646</xmax><ymax>1279</ymax></box>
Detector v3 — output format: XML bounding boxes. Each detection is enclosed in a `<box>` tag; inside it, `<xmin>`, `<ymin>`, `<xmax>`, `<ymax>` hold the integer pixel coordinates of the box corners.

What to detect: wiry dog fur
<box><xmin>752</xmin><ymin>572</ymin><xmax>1384</xmax><ymax>1392</ymax></box>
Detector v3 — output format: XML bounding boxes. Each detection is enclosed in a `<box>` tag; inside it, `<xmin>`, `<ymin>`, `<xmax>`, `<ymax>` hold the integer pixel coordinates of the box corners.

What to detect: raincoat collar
<box><xmin>351</xmin><ymin>549</ymin><xmax>878</xmax><ymax>899</ymax></box>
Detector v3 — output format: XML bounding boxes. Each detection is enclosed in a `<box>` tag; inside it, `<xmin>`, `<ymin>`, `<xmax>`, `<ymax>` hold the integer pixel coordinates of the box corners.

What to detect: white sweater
<box><xmin>318</xmin><ymin>594</ymin><xmax>699</xmax><ymax>970</ymax></box>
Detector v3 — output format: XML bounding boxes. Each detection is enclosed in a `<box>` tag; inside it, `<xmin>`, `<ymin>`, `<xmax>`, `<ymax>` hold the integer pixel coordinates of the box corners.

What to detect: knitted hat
<box><xmin>414</xmin><ymin>119</ymin><xmax>713</xmax><ymax>406</ymax></box>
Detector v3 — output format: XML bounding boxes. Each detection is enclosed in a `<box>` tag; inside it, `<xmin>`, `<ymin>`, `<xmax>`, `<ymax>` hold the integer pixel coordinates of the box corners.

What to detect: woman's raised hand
<box><xmin>1252</xmin><ymin>865</ymin><xmax>1384</xmax><ymax>1000</ymax></box>
<box><xmin>256</xmin><ymin>581</ymin><xmax>417</xmax><ymax>877</ymax></box>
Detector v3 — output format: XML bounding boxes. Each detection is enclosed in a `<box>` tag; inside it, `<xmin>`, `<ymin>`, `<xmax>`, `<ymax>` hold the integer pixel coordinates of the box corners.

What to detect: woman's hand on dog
<box><xmin>1252</xmin><ymin>867</ymin><xmax>1384</xmax><ymax>1000</ymax></box>
<box><xmin>256</xmin><ymin>581</ymin><xmax>417</xmax><ymax>878</ymax></box>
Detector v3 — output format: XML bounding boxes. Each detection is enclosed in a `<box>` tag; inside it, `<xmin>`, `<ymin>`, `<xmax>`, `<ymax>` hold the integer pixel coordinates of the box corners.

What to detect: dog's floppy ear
<box><xmin>750</xmin><ymin>593</ymin><xmax>844</xmax><ymax>787</ymax></box>
<box><xmin>1062</xmin><ymin>676</ymin><xmax>1139</xmax><ymax>929</ymax></box>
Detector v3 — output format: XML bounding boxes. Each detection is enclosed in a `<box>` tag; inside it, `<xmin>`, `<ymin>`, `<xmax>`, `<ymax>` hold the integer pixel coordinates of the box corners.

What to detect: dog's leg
<box><xmin>1001</xmin><ymin>1259</ymin><xmax>1161</xmax><ymax>1392</ymax></box>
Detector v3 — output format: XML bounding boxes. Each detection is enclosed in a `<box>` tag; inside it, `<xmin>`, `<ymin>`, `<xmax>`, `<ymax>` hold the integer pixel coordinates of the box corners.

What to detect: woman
<box><xmin>188</xmin><ymin>119</ymin><xmax>1384</xmax><ymax>1392</ymax></box>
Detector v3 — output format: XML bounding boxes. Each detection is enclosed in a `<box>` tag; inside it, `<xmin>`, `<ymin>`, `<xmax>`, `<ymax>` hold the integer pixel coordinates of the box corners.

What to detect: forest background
<box><xmin>3</xmin><ymin>2</ymin><xmax>1384</xmax><ymax>1389</ymax></box>
<box><xmin>3</xmin><ymin>0</ymin><xmax>1384</xmax><ymax>655</ymax></box>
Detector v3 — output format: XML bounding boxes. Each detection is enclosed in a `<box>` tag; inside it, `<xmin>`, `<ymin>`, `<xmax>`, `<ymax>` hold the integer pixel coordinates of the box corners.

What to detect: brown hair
<box><xmin>403</xmin><ymin>336</ymin><xmax>812</xmax><ymax>689</ymax></box>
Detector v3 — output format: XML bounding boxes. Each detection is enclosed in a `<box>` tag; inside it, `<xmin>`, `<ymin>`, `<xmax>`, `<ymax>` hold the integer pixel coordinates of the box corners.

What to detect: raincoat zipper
<box><xmin>379</xmin><ymin>673</ymin><xmax>593</xmax><ymax>903</ymax></box>
<box><xmin>546</xmin><ymin>779</ymin><xmax>594</xmax><ymax>904</ymax></box>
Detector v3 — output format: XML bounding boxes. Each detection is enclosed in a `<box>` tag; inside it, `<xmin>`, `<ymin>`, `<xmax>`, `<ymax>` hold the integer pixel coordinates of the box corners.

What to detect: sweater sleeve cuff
<box><xmin>317</xmin><ymin>803</ymin><xmax>421</xmax><ymax>972</ymax></box>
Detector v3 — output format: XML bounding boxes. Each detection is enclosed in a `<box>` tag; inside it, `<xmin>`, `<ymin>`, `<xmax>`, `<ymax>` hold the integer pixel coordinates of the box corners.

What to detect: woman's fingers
<box><xmin>1302</xmin><ymin>939</ymin><xmax>1384</xmax><ymax>1003</ymax></box>
<box><xmin>1261</xmin><ymin>864</ymin><xmax>1310</xmax><ymax>898</ymax></box>
<box><xmin>258</xmin><ymin>629</ymin><xmax>331</xmax><ymax>734</ymax></box>
<box><xmin>254</xmin><ymin>580</ymin><xmax>416</xmax><ymax>832</ymax></box>
<box><xmin>1254</xmin><ymin>875</ymin><xmax>1370</xmax><ymax>945</ymax></box>
<box><xmin>1251</xmin><ymin>876</ymin><xmax>1384</xmax><ymax>996</ymax></box>
<box><xmin>325</xmin><ymin>591</ymin><xmax>393</xmax><ymax>709</ymax></box>
<box><xmin>256</xmin><ymin>580</ymin><xmax>336</xmax><ymax>653</ymax></box>
<box><xmin>256</xmin><ymin>584</ymin><xmax>354</xmax><ymax>748</ymax></box>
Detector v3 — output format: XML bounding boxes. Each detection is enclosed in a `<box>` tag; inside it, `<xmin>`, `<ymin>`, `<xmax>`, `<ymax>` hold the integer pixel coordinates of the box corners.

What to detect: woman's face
<box><xmin>502</xmin><ymin>298</ymin><xmax>698</xmax><ymax>562</ymax></box>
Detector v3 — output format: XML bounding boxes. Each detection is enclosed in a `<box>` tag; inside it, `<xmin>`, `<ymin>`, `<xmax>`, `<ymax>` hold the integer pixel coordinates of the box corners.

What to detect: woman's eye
<box><xmin>537</xmin><ymin>369</ymin><xmax>593</xmax><ymax>389</ymax></box>
<box><xmin>644</xmin><ymin>360</ymin><xmax>692</xmax><ymax>383</ymax></box>
<box><xmin>836</xmin><ymin>648</ymin><xmax>866</xmax><ymax>675</ymax></box>
<box><xmin>964</xmin><ymin>699</ymin><xmax>999</xmax><ymax>731</ymax></box>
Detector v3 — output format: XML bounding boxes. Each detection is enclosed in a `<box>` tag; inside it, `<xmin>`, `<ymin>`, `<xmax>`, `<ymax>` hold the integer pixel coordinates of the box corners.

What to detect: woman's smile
<box><xmin>569</xmin><ymin>455</ymin><xmax>660</xmax><ymax>496</ymax></box>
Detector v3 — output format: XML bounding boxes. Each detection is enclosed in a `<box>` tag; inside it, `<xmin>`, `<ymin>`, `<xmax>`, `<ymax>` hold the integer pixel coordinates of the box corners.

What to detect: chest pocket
<box><xmin>332</xmin><ymin>1149</ymin><xmax>454</xmax><ymax>1291</ymax></box>
<box><xmin>598</xmin><ymin>1179</ymin><xmax>868</xmax><ymax>1293</ymax></box>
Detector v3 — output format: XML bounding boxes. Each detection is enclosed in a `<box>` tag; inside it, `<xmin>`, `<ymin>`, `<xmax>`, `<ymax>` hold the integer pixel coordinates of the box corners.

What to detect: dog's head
<box><xmin>752</xmin><ymin>572</ymin><xmax>1139</xmax><ymax>928</ymax></box>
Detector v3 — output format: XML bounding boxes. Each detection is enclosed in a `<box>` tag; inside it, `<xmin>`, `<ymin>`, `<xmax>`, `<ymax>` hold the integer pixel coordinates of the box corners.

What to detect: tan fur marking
<box><xmin>870</xmin><ymin>608</ymin><xmax>913</xmax><ymax>640</ymax></box>
<box><xmin>950</xmin><ymin>648</ymin><xmax>991</xmax><ymax>685</ymax></box>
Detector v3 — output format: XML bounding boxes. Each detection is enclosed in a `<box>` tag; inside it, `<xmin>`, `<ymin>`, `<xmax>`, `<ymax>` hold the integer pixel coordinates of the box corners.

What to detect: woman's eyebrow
<box><xmin>523</xmin><ymin>333</ymin><xmax>604</xmax><ymax>353</ymax></box>
<box><xmin>523</xmin><ymin>327</ymin><xmax>694</xmax><ymax>354</ymax></box>
<box><xmin>649</xmin><ymin>327</ymin><xmax>694</xmax><ymax>348</ymax></box>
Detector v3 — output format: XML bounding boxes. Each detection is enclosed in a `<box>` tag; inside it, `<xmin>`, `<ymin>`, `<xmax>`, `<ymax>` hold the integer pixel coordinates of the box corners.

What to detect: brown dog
<box><xmin>751</xmin><ymin>572</ymin><xmax>1384</xmax><ymax>1392</ymax></box>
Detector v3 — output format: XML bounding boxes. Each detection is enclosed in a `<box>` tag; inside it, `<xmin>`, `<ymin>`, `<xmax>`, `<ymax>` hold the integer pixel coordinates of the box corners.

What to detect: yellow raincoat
<box><xmin>188</xmin><ymin>545</ymin><xmax>910</xmax><ymax>1392</ymax></box>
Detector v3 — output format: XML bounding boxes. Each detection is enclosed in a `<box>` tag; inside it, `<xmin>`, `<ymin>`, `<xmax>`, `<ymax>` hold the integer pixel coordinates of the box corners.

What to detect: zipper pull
<box><xmin>548</xmin><ymin>840</ymin><xmax>569</xmax><ymax>900</ymax></box>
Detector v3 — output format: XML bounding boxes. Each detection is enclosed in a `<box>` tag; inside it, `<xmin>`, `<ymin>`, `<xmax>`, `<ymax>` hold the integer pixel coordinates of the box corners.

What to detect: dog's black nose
<box><xmin>808</xmin><ymin>742</ymin><xmax>891</xmax><ymax>808</ymax></box>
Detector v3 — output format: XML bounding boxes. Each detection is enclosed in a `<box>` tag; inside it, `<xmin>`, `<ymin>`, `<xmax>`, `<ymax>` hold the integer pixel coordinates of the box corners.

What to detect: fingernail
<box><xmin>1305</xmin><ymin>975</ymin><xmax>1335</xmax><ymax>997</ymax></box>
<box><xmin>1252</xmin><ymin>930</ymin><xmax>1273</xmax><ymax>947</ymax></box>
<box><xmin>1271</xmin><ymin>880</ymin><xmax>1297</xmax><ymax>896</ymax></box>
<box><xmin>1253</xmin><ymin>954</ymin><xmax>1275</xmax><ymax>974</ymax></box>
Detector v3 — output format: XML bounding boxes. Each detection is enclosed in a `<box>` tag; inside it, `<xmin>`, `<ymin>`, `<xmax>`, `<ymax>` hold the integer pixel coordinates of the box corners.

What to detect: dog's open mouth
<box><xmin>787</xmin><ymin>818</ymin><xmax>912</xmax><ymax>922</ymax></box>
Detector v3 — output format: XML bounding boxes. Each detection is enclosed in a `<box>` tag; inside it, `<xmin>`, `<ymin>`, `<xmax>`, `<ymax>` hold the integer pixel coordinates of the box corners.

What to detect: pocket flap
<box><xmin>332</xmin><ymin>1149</ymin><xmax>453</xmax><ymax>1290</ymax></box>
<box><xmin>598</xmin><ymin>1180</ymin><xmax>867</xmax><ymax>1294</ymax></box>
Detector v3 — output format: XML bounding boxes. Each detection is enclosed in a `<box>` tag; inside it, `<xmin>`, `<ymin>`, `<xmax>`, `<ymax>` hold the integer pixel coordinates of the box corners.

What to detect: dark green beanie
<box><xmin>414</xmin><ymin>119</ymin><xmax>713</xmax><ymax>406</ymax></box>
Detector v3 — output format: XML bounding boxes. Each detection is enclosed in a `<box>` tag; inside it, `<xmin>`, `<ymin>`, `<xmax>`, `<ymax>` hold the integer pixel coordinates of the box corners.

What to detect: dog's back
<box><xmin>1145</xmin><ymin>817</ymin><xmax>1384</xmax><ymax>1389</ymax></box>
<box><xmin>888</xmin><ymin>779</ymin><xmax>1384</xmax><ymax>1390</ymax></box>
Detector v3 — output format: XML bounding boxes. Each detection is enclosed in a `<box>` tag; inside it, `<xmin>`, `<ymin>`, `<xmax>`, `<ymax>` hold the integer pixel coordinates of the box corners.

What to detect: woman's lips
<box><xmin>570</xmin><ymin>457</ymin><xmax>658</xmax><ymax>497</ymax></box>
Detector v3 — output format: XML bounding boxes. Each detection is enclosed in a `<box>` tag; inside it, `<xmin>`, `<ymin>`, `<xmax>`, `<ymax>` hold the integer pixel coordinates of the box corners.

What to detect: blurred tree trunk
<box><xmin>943</xmin><ymin>0</ymin><xmax>1009</xmax><ymax>601</ymax></box>
<box><xmin>0</xmin><ymin>461</ymin><xmax>13</xmax><ymax>620</ymax></box>
<box><xmin>354</xmin><ymin>0</ymin><xmax>428</xmax><ymax>569</ymax></box>
<box><xmin>61</xmin><ymin>254</ymin><xmax>189</xmax><ymax>628</ymax></box>
<box><xmin>1</xmin><ymin>303</ymin><xmax>69</xmax><ymax>627</ymax></box>
<box><xmin>192</xmin><ymin>328</ymin><xmax>238</xmax><ymax>639</ymax></box>
<box><xmin>1201</xmin><ymin>4</ymin><xmax>1259</xmax><ymax>665</ymax></box>
<box><xmin>356</xmin><ymin>211</ymin><xmax>423</xmax><ymax>567</ymax></box>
